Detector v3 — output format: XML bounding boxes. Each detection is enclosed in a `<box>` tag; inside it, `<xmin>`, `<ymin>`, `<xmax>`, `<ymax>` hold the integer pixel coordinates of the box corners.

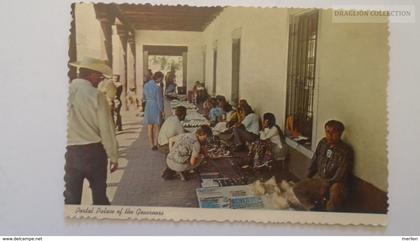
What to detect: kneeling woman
<box><xmin>161</xmin><ymin>125</ymin><xmax>212</xmax><ymax>181</ymax></box>
<box><xmin>258</xmin><ymin>113</ymin><xmax>288</xmax><ymax>168</ymax></box>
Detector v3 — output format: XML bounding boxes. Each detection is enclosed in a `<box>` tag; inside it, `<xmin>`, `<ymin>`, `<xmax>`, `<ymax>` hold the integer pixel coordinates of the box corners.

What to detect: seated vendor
<box><xmin>165</xmin><ymin>81</ymin><xmax>177</xmax><ymax>96</ymax></box>
<box><xmin>222</xmin><ymin>102</ymin><xmax>234</xmax><ymax>123</ymax></box>
<box><xmin>192</xmin><ymin>81</ymin><xmax>208</xmax><ymax>107</ymax></box>
<box><xmin>208</xmin><ymin>99</ymin><xmax>224</xmax><ymax>125</ymax></box>
<box><xmin>289</xmin><ymin>120</ymin><xmax>353</xmax><ymax>211</ymax></box>
<box><xmin>212</xmin><ymin>103</ymin><xmax>234</xmax><ymax>136</ymax></box>
<box><xmin>215</xmin><ymin>95</ymin><xmax>227</xmax><ymax>107</ymax></box>
<box><xmin>227</xmin><ymin>99</ymin><xmax>251</xmax><ymax>128</ymax></box>
<box><xmin>157</xmin><ymin>106</ymin><xmax>187</xmax><ymax>155</ymax></box>
<box><xmin>161</xmin><ymin>125</ymin><xmax>212</xmax><ymax>181</ymax></box>
<box><xmin>203</xmin><ymin>97</ymin><xmax>216</xmax><ymax>119</ymax></box>
<box><xmin>232</xmin><ymin>105</ymin><xmax>260</xmax><ymax>152</ymax></box>
<box><xmin>259</xmin><ymin>113</ymin><xmax>288</xmax><ymax>164</ymax></box>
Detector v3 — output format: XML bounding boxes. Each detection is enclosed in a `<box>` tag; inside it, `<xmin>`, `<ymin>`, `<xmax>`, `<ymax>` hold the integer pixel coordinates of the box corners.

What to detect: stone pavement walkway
<box><xmin>81</xmin><ymin>101</ymin><xmax>200</xmax><ymax>207</ymax></box>
<box><xmin>80</xmin><ymin>108</ymin><xmax>142</xmax><ymax>205</ymax></box>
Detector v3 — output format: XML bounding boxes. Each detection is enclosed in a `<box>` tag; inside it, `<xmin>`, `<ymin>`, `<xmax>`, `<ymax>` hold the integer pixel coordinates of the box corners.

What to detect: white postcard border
<box><xmin>65</xmin><ymin>205</ymin><xmax>387</xmax><ymax>226</ymax></box>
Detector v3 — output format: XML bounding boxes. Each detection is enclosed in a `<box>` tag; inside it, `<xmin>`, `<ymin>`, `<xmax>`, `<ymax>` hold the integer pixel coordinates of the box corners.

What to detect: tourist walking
<box><xmin>113</xmin><ymin>75</ymin><xmax>123</xmax><ymax>131</ymax></box>
<box><xmin>65</xmin><ymin>57</ymin><xmax>119</xmax><ymax>205</ymax></box>
<box><xmin>143</xmin><ymin>71</ymin><xmax>164</xmax><ymax>150</ymax></box>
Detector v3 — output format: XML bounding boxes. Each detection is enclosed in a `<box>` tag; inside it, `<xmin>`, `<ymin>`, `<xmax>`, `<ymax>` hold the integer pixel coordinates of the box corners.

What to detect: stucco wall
<box><xmin>75</xmin><ymin>3</ymin><xmax>107</xmax><ymax>60</ymax></box>
<box><xmin>135</xmin><ymin>30</ymin><xmax>204</xmax><ymax>97</ymax></box>
<box><xmin>111</xmin><ymin>29</ymin><xmax>126</xmax><ymax>81</ymax></box>
<box><xmin>203</xmin><ymin>8</ymin><xmax>388</xmax><ymax>191</ymax></box>
<box><xmin>314</xmin><ymin>9</ymin><xmax>388</xmax><ymax>191</ymax></box>
<box><xmin>202</xmin><ymin>8</ymin><xmax>289</xmax><ymax>127</ymax></box>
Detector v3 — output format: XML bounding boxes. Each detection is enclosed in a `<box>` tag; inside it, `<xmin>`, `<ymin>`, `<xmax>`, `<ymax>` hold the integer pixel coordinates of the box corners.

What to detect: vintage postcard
<box><xmin>64</xmin><ymin>2</ymin><xmax>396</xmax><ymax>225</ymax></box>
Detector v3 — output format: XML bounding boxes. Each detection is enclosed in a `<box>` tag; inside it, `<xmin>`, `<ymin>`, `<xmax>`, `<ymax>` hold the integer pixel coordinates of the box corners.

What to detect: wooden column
<box><xmin>143</xmin><ymin>50</ymin><xmax>149</xmax><ymax>82</ymax></box>
<box><xmin>116</xmin><ymin>24</ymin><xmax>129</xmax><ymax>110</ymax></box>
<box><xmin>182</xmin><ymin>51</ymin><xmax>188</xmax><ymax>88</ymax></box>
<box><xmin>68</xmin><ymin>3</ymin><xmax>77</xmax><ymax>81</ymax></box>
<box><xmin>126</xmin><ymin>31</ymin><xmax>136</xmax><ymax>93</ymax></box>
<box><xmin>128</xmin><ymin>32</ymin><xmax>136</xmax><ymax>92</ymax></box>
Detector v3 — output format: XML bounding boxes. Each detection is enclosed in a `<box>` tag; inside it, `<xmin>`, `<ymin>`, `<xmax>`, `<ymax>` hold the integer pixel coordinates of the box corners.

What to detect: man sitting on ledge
<box><xmin>290</xmin><ymin>120</ymin><xmax>353</xmax><ymax>211</ymax></box>
<box><xmin>161</xmin><ymin>125</ymin><xmax>212</xmax><ymax>181</ymax></box>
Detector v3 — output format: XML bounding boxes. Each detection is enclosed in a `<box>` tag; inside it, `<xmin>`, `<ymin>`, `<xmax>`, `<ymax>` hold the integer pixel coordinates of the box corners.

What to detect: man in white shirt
<box><xmin>232</xmin><ymin>105</ymin><xmax>260</xmax><ymax>151</ymax></box>
<box><xmin>158</xmin><ymin>106</ymin><xmax>187</xmax><ymax>155</ymax></box>
<box><xmin>65</xmin><ymin>57</ymin><xmax>119</xmax><ymax>205</ymax></box>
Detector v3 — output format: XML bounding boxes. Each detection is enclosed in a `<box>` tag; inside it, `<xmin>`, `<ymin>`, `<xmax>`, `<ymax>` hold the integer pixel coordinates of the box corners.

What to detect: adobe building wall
<box><xmin>202</xmin><ymin>7</ymin><xmax>289</xmax><ymax>128</ymax></box>
<box><xmin>315</xmin><ymin>9</ymin><xmax>388</xmax><ymax>191</ymax></box>
<box><xmin>203</xmin><ymin>7</ymin><xmax>388</xmax><ymax>192</ymax></box>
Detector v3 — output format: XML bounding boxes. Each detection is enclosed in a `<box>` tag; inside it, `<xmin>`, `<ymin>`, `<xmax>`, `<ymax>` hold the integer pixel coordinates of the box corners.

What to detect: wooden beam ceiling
<box><xmin>118</xmin><ymin>4</ymin><xmax>223</xmax><ymax>32</ymax></box>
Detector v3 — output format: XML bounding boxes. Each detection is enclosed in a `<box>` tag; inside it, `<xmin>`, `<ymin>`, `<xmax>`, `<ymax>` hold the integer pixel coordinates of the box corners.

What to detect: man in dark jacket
<box><xmin>291</xmin><ymin>120</ymin><xmax>353</xmax><ymax>211</ymax></box>
<box><xmin>113</xmin><ymin>75</ymin><xmax>123</xmax><ymax>131</ymax></box>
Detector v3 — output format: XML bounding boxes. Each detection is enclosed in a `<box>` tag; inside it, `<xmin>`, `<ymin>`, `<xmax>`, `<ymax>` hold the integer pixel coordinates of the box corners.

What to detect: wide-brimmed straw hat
<box><xmin>69</xmin><ymin>57</ymin><xmax>112</xmax><ymax>77</ymax></box>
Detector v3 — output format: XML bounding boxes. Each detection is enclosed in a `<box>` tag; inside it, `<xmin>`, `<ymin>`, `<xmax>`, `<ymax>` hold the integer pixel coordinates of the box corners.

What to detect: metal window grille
<box><xmin>285</xmin><ymin>10</ymin><xmax>319</xmax><ymax>148</ymax></box>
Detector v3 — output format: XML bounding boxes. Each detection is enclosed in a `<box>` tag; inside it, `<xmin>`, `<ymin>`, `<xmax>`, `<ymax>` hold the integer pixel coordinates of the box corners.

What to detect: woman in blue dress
<box><xmin>143</xmin><ymin>71</ymin><xmax>164</xmax><ymax>150</ymax></box>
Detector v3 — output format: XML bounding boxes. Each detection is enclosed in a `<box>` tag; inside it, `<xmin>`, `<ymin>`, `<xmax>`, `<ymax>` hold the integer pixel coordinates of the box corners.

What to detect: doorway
<box><xmin>143</xmin><ymin>45</ymin><xmax>188</xmax><ymax>87</ymax></box>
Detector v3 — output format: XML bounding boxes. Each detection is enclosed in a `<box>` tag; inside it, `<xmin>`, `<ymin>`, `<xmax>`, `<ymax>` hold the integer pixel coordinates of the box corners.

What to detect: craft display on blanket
<box><xmin>200</xmin><ymin>177</ymin><xmax>249</xmax><ymax>188</ymax></box>
<box><xmin>212</xmin><ymin>122</ymin><xmax>229</xmax><ymax>135</ymax></box>
<box><xmin>182</xmin><ymin>119</ymin><xmax>209</xmax><ymax>128</ymax></box>
<box><xmin>196</xmin><ymin>176</ymin><xmax>295</xmax><ymax>210</ymax></box>
<box><xmin>181</xmin><ymin>111</ymin><xmax>210</xmax><ymax>128</ymax></box>
<box><xmin>170</xmin><ymin>100</ymin><xmax>197</xmax><ymax>110</ymax></box>
<box><xmin>206</xmin><ymin>142</ymin><xmax>232</xmax><ymax>159</ymax></box>
<box><xmin>247</xmin><ymin>141</ymin><xmax>274</xmax><ymax>169</ymax></box>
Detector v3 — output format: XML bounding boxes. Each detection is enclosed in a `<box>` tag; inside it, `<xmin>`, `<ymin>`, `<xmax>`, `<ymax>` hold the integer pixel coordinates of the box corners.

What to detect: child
<box><xmin>208</xmin><ymin>98</ymin><xmax>224</xmax><ymax>125</ymax></box>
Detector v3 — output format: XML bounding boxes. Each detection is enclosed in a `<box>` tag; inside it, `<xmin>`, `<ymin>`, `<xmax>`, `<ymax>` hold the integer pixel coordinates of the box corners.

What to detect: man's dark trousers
<box><xmin>114</xmin><ymin>100</ymin><xmax>123</xmax><ymax>131</ymax></box>
<box><xmin>64</xmin><ymin>143</ymin><xmax>110</xmax><ymax>205</ymax></box>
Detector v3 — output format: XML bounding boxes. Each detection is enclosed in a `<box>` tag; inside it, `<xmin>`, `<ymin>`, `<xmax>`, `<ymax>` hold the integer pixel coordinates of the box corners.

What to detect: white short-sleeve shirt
<box><xmin>158</xmin><ymin>115</ymin><xmax>184</xmax><ymax>146</ymax></box>
<box><xmin>241</xmin><ymin>113</ymin><xmax>260</xmax><ymax>135</ymax></box>
<box><xmin>259</xmin><ymin>127</ymin><xmax>283</xmax><ymax>149</ymax></box>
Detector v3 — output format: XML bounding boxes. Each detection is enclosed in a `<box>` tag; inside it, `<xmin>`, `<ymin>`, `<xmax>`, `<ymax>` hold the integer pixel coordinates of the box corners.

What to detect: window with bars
<box><xmin>285</xmin><ymin>10</ymin><xmax>319</xmax><ymax>149</ymax></box>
